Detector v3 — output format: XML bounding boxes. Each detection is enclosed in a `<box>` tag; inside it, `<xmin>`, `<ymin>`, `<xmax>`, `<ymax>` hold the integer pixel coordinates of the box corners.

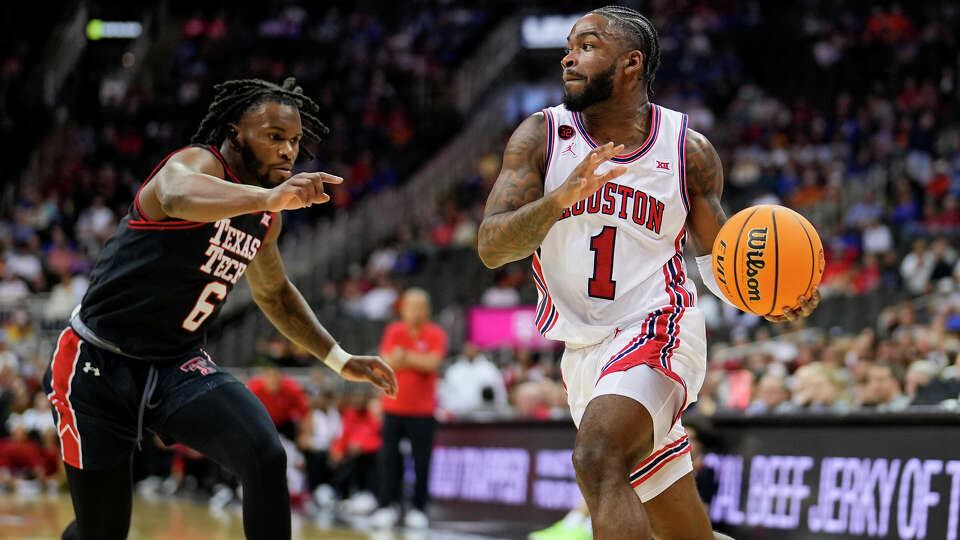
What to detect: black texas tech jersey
<box><xmin>78</xmin><ymin>144</ymin><xmax>275</xmax><ymax>361</ymax></box>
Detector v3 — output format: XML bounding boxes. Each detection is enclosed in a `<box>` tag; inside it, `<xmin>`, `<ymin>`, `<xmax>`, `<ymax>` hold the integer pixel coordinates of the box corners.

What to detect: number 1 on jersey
<box><xmin>588</xmin><ymin>226</ymin><xmax>617</xmax><ymax>300</ymax></box>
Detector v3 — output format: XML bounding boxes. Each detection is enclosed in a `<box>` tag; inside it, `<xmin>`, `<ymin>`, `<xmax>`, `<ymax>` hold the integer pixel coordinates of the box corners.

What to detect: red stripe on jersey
<box><xmin>532</xmin><ymin>253</ymin><xmax>556</xmax><ymax>333</ymax></box>
<box><xmin>127</xmin><ymin>220</ymin><xmax>209</xmax><ymax>230</ymax></box>
<box><xmin>542</xmin><ymin>108</ymin><xmax>555</xmax><ymax>179</ymax></box>
<box><xmin>132</xmin><ymin>145</ymin><xmax>204</xmax><ymax>226</ymax></box>
<box><xmin>630</xmin><ymin>445</ymin><xmax>691</xmax><ymax>487</ymax></box>
<box><xmin>47</xmin><ymin>329</ymin><xmax>83</xmax><ymax>469</ymax></box>
<box><xmin>207</xmin><ymin>145</ymin><xmax>243</xmax><ymax>184</ymax></box>
<box><xmin>633</xmin><ymin>435</ymin><xmax>689</xmax><ymax>471</ymax></box>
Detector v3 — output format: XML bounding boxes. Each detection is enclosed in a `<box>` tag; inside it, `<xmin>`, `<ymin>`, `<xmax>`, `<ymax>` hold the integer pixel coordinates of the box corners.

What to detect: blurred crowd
<box><xmin>0</xmin><ymin>0</ymin><xmax>498</xmax><ymax>322</ymax></box>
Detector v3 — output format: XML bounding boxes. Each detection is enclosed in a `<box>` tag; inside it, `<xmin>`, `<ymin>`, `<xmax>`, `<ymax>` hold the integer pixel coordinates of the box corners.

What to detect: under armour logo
<box><xmin>82</xmin><ymin>362</ymin><xmax>100</xmax><ymax>376</ymax></box>
<box><xmin>260</xmin><ymin>213</ymin><xmax>272</xmax><ymax>227</ymax></box>
<box><xmin>561</xmin><ymin>143</ymin><xmax>577</xmax><ymax>157</ymax></box>
<box><xmin>656</xmin><ymin>161</ymin><xmax>670</xmax><ymax>170</ymax></box>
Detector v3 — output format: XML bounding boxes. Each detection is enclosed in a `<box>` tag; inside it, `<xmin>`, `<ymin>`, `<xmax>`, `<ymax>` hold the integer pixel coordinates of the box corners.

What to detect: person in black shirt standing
<box><xmin>42</xmin><ymin>77</ymin><xmax>397</xmax><ymax>540</ymax></box>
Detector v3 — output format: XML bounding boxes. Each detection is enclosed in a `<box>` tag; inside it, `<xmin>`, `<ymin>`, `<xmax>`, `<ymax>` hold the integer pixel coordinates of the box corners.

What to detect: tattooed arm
<box><xmin>246</xmin><ymin>214</ymin><xmax>397</xmax><ymax>395</ymax></box>
<box><xmin>684</xmin><ymin>129</ymin><xmax>728</xmax><ymax>256</ymax></box>
<box><xmin>478</xmin><ymin>113</ymin><xmax>626</xmax><ymax>268</ymax></box>
<box><xmin>685</xmin><ymin>129</ymin><xmax>821</xmax><ymax>321</ymax></box>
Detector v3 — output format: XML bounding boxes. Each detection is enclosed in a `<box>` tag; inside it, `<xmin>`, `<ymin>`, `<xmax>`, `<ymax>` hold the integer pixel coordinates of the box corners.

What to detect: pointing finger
<box><xmin>318</xmin><ymin>172</ymin><xmax>343</xmax><ymax>184</ymax></box>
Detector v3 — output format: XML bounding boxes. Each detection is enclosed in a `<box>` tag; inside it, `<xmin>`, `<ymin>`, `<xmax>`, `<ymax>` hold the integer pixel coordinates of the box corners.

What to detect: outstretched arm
<box><xmin>684</xmin><ymin>129</ymin><xmax>819</xmax><ymax>321</ymax></box>
<box><xmin>478</xmin><ymin>113</ymin><xmax>626</xmax><ymax>268</ymax></box>
<box><xmin>246</xmin><ymin>214</ymin><xmax>397</xmax><ymax>396</ymax></box>
<box><xmin>684</xmin><ymin>129</ymin><xmax>728</xmax><ymax>257</ymax></box>
<box><xmin>138</xmin><ymin>147</ymin><xmax>342</xmax><ymax>223</ymax></box>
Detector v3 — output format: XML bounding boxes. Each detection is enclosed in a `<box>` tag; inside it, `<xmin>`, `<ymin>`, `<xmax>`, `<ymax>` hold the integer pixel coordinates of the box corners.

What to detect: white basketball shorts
<box><xmin>560</xmin><ymin>306</ymin><xmax>707</xmax><ymax>502</ymax></box>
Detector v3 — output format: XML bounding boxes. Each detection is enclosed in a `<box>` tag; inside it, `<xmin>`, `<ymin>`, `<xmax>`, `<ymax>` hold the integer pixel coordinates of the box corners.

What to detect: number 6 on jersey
<box><xmin>182</xmin><ymin>281</ymin><xmax>228</xmax><ymax>332</ymax></box>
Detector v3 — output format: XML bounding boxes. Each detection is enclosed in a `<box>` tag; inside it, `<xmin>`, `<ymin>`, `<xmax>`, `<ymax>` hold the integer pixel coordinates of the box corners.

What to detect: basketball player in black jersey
<box><xmin>42</xmin><ymin>78</ymin><xmax>398</xmax><ymax>540</ymax></box>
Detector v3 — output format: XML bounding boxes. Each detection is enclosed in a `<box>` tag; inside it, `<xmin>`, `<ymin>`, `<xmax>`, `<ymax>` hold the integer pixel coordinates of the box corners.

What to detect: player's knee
<box><xmin>572</xmin><ymin>436</ymin><xmax>618</xmax><ymax>484</ymax></box>
<box><xmin>573</xmin><ymin>424</ymin><xmax>653</xmax><ymax>486</ymax></box>
<box><xmin>259</xmin><ymin>436</ymin><xmax>287</xmax><ymax>474</ymax></box>
<box><xmin>240</xmin><ymin>430</ymin><xmax>286</xmax><ymax>480</ymax></box>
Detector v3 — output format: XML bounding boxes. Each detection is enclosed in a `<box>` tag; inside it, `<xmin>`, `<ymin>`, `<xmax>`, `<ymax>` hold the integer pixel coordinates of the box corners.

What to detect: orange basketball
<box><xmin>712</xmin><ymin>205</ymin><xmax>825</xmax><ymax>317</ymax></box>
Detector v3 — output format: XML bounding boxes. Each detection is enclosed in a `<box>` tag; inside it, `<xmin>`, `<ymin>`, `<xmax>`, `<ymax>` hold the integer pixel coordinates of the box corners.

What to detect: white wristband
<box><xmin>696</xmin><ymin>254</ymin><xmax>739</xmax><ymax>309</ymax></box>
<box><xmin>323</xmin><ymin>344</ymin><xmax>350</xmax><ymax>374</ymax></box>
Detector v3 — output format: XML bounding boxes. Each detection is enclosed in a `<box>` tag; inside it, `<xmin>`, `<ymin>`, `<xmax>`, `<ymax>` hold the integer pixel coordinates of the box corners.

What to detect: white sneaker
<box><xmin>404</xmin><ymin>509</ymin><xmax>429</xmax><ymax>529</ymax></box>
<box><xmin>313</xmin><ymin>484</ymin><xmax>336</xmax><ymax>508</ymax></box>
<box><xmin>160</xmin><ymin>477</ymin><xmax>179</xmax><ymax>496</ymax></box>
<box><xmin>209</xmin><ymin>484</ymin><xmax>233</xmax><ymax>509</ymax></box>
<box><xmin>370</xmin><ymin>507</ymin><xmax>399</xmax><ymax>528</ymax></box>
<box><xmin>136</xmin><ymin>476</ymin><xmax>161</xmax><ymax>497</ymax></box>
<box><xmin>345</xmin><ymin>491</ymin><xmax>378</xmax><ymax>514</ymax></box>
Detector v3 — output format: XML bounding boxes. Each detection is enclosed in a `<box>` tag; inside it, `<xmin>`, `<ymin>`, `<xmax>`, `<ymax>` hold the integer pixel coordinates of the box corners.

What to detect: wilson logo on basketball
<box><xmin>715</xmin><ymin>240</ymin><xmax>729</xmax><ymax>286</ymax></box>
<box><xmin>745</xmin><ymin>228</ymin><xmax>768</xmax><ymax>302</ymax></box>
<box><xmin>558</xmin><ymin>125</ymin><xmax>575</xmax><ymax>140</ymax></box>
<box><xmin>713</xmin><ymin>205</ymin><xmax>824</xmax><ymax>317</ymax></box>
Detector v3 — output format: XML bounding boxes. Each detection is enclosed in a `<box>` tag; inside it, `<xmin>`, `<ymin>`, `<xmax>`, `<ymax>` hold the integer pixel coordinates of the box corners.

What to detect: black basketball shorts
<box><xmin>42</xmin><ymin>327</ymin><xmax>241</xmax><ymax>470</ymax></box>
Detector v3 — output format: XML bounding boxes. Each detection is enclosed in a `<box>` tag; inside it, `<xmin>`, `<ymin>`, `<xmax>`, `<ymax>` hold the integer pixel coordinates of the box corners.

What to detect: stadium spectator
<box><xmin>439</xmin><ymin>342</ymin><xmax>508</xmax><ymax>417</ymax></box>
<box><xmin>900</xmin><ymin>238</ymin><xmax>936</xmax><ymax>295</ymax></box>
<box><xmin>0</xmin><ymin>422</ymin><xmax>48</xmax><ymax>492</ymax></box>
<box><xmin>0</xmin><ymin>261</ymin><xmax>29</xmax><ymax>306</ymax></box>
<box><xmin>745</xmin><ymin>374</ymin><xmax>793</xmax><ymax>414</ymax></box>
<box><xmin>43</xmin><ymin>268</ymin><xmax>88</xmax><ymax>322</ymax></box>
<box><xmin>863</xmin><ymin>364</ymin><xmax>911</xmax><ymax>411</ymax></box>
<box><xmin>331</xmin><ymin>393</ymin><xmax>382</xmax><ymax>513</ymax></box>
<box><xmin>247</xmin><ymin>365</ymin><xmax>310</xmax><ymax>440</ymax></box>
<box><xmin>908</xmin><ymin>360</ymin><xmax>960</xmax><ymax>406</ymax></box>
<box><xmin>373</xmin><ymin>288</ymin><xmax>447</xmax><ymax>529</ymax></box>
<box><xmin>792</xmin><ymin>363</ymin><xmax>850</xmax><ymax>412</ymax></box>
<box><xmin>480</xmin><ymin>268</ymin><xmax>522</xmax><ymax>308</ymax></box>
<box><xmin>297</xmin><ymin>388</ymin><xmax>341</xmax><ymax>508</ymax></box>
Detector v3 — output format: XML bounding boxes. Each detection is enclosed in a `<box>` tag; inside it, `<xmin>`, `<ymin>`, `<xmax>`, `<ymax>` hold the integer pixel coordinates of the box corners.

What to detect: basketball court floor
<box><xmin>0</xmin><ymin>493</ymin><xmax>527</xmax><ymax>540</ymax></box>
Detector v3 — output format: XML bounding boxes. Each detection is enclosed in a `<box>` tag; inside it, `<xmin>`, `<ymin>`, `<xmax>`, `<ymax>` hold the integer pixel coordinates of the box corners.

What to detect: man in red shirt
<box><xmin>371</xmin><ymin>288</ymin><xmax>447</xmax><ymax>529</ymax></box>
<box><xmin>330</xmin><ymin>393</ymin><xmax>382</xmax><ymax>502</ymax></box>
<box><xmin>247</xmin><ymin>364</ymin><xmax>309</xmax><ymax>440</ymax></box>
<box><xmin>0</xmin><ymin>423</ymin><xmax>47</xmax><ymax>490</ymax></box>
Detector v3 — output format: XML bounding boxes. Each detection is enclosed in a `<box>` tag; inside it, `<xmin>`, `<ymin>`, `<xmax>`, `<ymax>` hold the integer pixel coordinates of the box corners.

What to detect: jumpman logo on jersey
<box><xmin>82</xmin><ymin>362</ymin><xmax>100</xmax><ymax>376</ymax></box>
<box><xmin>561</xmin><ymin>142</ymin><xmax>577</xmax><ymax>157</ymax></box>
<box><xmin>260</xmin><ymin>213</ymin><xmax>272</xmax><ymax>227</ymax></box>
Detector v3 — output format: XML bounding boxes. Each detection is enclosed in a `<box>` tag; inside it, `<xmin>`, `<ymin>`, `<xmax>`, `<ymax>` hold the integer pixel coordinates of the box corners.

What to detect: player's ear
<box><xmin>227</xmin><ymin>123</ymin><xmax>241</xmax><ymax>148</ymax></box>
<box><xmin>624</xmin><ymin>50</ymin><xmax>644</xmax><ymax>81</ymax></box>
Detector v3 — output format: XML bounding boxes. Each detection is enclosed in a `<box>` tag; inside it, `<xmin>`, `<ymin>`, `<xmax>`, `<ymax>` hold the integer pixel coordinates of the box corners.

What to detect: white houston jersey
<box><xmin>533</xmin><ymin>103</ymin><xmax>698</xmax><ymax>346</ymax></box>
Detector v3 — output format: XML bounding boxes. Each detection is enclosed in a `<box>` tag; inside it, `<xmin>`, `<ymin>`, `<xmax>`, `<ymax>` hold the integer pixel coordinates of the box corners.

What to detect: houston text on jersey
<box><xmin>558</xmin><ymin>181</ymin><xmax>666</xmax><ymax>235</ymax></box>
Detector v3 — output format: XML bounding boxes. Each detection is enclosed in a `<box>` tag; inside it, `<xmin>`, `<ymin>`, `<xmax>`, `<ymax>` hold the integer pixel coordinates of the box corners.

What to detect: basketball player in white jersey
<box><xmin>479</xmin><ymin>7</ymin><xmax>819</xmax><ymax>539</ymax></box>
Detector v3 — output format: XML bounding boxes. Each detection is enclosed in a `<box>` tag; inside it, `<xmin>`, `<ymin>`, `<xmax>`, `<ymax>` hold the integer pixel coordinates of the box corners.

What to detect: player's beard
<box><xmin>239</xmin><ymin>141</ymin><xmax>274</xmax><ymax>188</ymax></box>
<box><xmin>563</xmin><ymin>63</ymin><xmax>615</xmax><ymax>112</ymax></box>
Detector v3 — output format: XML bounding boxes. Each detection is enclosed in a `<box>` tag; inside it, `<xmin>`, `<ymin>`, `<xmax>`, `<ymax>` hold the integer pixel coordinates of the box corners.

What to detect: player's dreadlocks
<box><xmin>191</xmin><ymin>77</ymin><xmax>329</xmax><ymax>160</ymax></box>
<box><xmin>589</xmin><ymin>6</ymin><xmax>661</xmax><ymax>97</ymax></box>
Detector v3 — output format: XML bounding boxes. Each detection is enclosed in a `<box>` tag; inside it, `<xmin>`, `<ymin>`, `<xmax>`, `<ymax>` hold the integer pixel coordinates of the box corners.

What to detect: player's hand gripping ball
<box><xmin>712</xmin><ymin>205</ymin><xmax>825</xmax><ymax>319</ymax></box>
